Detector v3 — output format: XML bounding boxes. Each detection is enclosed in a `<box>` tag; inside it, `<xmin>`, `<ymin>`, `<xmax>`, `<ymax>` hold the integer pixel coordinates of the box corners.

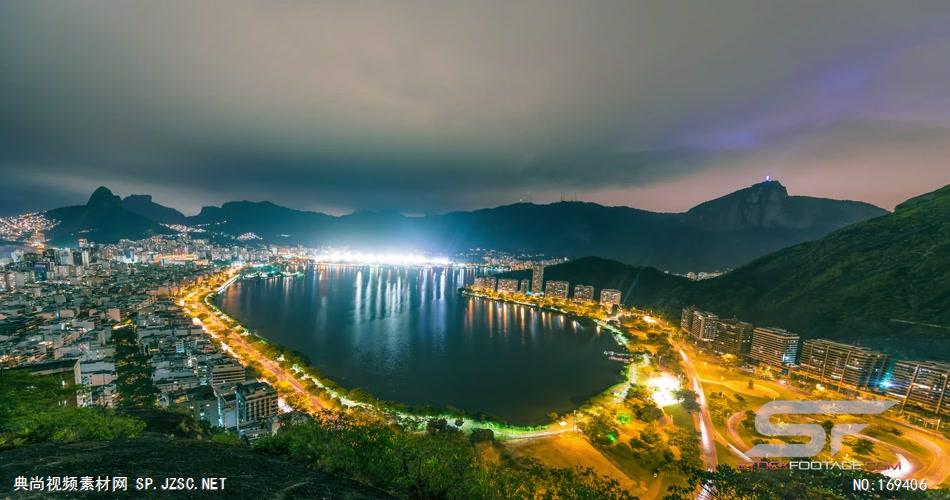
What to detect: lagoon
<box><xmin>215</xmin><ymin>265</ymin><xmax>623</xmax><ymax>424</ymax></box>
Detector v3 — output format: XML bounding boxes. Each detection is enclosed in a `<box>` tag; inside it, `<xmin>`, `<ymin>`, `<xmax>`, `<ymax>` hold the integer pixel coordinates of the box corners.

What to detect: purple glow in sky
<box><xmin>1</xmin><ymin>1</ymin><xmax>949</xmax><ymax>215</ymax></box>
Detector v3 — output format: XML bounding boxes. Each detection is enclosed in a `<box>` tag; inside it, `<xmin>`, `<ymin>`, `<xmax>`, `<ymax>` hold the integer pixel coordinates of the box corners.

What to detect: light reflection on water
<box><xmin>216</xmin><ymin>265</ymin><xmax>621</xmax><ymax>424</ymax></box>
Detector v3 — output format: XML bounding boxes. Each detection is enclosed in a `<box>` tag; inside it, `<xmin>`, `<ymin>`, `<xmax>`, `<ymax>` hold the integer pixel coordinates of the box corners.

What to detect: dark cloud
<box><xmin>1</xmin><ymin>1</ymin><xmax>949</xmax><ymax>214</ymax></box>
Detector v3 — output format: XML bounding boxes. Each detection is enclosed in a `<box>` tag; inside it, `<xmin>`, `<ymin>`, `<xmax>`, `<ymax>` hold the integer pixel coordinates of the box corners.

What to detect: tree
<box><xmin>636</xmin><ymin>404</ymin><xmax>664</xmax><ymax>422</ymax></box>
<box><xmin>426</xmin><ymin>417</ymin><xmax>455</xmax><ymax>436</ymax></box>
<box><xmin>852</xmin><ymin>438</ymin><xmax>875</xmax><ymax>456</ymax></box>
<box><xmin>581</xmin><ymin>413</ymin><xmax>619</xmax><ymax>446</ymax></box>
<box><xmin>113</xmin><ymin>326</ymin><xmax>159</xmax><ymax>408</ymax></box>
<box><xmin>747</xmin><ymin>379</ymin><xmax>754</xmax><ymax>390</ymax></box>
<box><xmin>0</xmin><ymin>371</ymin><xmax>145</xmax><ymax>447</ymax></box>
<box><xmin>469</xmin><ymin>428</ymin><xmax>494</xmax><ymax>444</ymax></box>
<box><xmin>254</xmin><ymin>413</ymin><xmax>636</xmax><ymax>499</ymax></box>
<box><xmin>629</xmin><ymin>426</ymin><xmax>662</xmax><ymax>450</ymax></box>
<box><xmin>674</xmin><ymin>388</ymin><xmax>701</xmax><ymax>413</ymax></box>
<box><xmin>668</xmin><ymin>428</ymin><xmax>702</xmax><ymax>469</ymax></box>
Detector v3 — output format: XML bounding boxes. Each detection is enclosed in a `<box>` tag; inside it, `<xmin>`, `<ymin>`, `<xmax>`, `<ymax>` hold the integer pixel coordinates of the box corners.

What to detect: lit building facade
<box><xmin>472</xmin><ymin>276</ymin><xmax>497</xmax><ymax>292</ymax></box>
<box><xmin>236</xmin><ymin>381</ymin><xmax>278</xmax><ymax>424</ymax></box>
<box><xmin>531</xmin><ymin>265</ymin><xmax>544</xmax><ymax>294</ymax></box>
<box><xmin>496</xmin><ymin>278</ymin><xmax>519</xmax><ymax>294</ymax></box>
<box><xmin>599</xmin><ymin>289</ymin><xmax>622</xmax><ymax>307</ymax></box>
<box><xmin>689</xmin><ymin>310</ymin><xmax>718</xmax><ymax>344</ymax></box>
<box><xmin>797</xmin><ymin>339</ymin><xmax>888</xmax><ymax>390</ymax></box>
<box><xmin>208</xmin><ymin>360</ymin><xmax>245</xmax><ymax>386</ymax></box>
<box><xmin>680</xmin><ymin>307</ymin><xmax>695</xmax><ymax>332</ymax></box>
<box><xmin>886</xmin><ymin>360</ymin><xmax>950</xmax><ymax>417</ymax></box>
<box><xmin>544</xmin><ymin>280</ymin><xmax>569</xmax><ymax>299</ymax></box>
<box><xmin>573</xmin><ymin>284</ymin><xmax>594</xmax><ymax>302</ymax></box>
<box><xmin>750</xmin><ymin>327</ymin><xmax>800</xmax><ymax>368</ymax></box>
<box><xmin>712</xmin><ymin>319</ymin><xmax>753</xmax><ymax>357</ymax></box>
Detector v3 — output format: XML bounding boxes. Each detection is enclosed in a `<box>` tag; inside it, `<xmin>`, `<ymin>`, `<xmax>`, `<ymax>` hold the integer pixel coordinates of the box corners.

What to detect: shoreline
<box><xmin>188</xmin><ymin>268</ymin><xmax>639</xmax><ymax>438</ymax></box>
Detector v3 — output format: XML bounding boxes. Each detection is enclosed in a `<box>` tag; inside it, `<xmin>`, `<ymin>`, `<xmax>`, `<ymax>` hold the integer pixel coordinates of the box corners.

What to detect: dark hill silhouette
<box><xmin>121</xmin><ymin>194</ymin><xmax>188</xmax><ymax>224</ymax></box>
<box><xmin>497</xmin><ymin>184</ymin><xmax>949</xmax><ymax>359</ymax></box>
<box><xmin>185</xmin><ymin>181</ymin><xmax>885</xmax><ymax>272</ymax></box>
<box><xmin>44</xmin><ymin>187</ymin><xmax>174</xmax><ymax>245</ymax></box>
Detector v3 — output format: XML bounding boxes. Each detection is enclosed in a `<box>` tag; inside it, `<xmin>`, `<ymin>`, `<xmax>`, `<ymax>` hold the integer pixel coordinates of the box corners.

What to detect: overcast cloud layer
<box><xmin>2</xmin><ymin>1</ymin><xmax>950</xmax><ymax>215</ymax></box>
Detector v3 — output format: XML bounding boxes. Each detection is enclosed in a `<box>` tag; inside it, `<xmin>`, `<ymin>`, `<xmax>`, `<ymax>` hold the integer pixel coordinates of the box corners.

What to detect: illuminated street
<box><xmin>180</xmin><ymin>270</ymin><xmax>332</xmax><ymax>413</ymax></box>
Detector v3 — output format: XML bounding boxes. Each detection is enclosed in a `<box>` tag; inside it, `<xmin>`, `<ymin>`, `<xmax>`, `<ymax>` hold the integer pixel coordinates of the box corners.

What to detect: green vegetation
<box><xmin>580</xmin><ymin>412</ymin><xmax>620</xmax><ymax>446</ymax></box>
<box><xmin>674</xmin><ymin>388</ymin><xmax>700</xmax><ymax>413</ymax></box>
<box><xmin>666</xmin><ymin>465</ymin><xmax>942</xmax><ymax>500</ymax></box>
<box><xmin>852</xmin><ymin>437</ymin><xmax>875</xmax><ymax>456</ymax></box>
<box><xmin>255</xmin><ymin>411</ymin><xmax>635</xmax><ymax>499</ymax></box>
<box><xmin>498</xmin><ymin>184</ymin><xmax>950</xmax><ymax>359</ymax></box>
<box><xmin>114</xmin><ymin>325</ymin><xmax>159</xmax><ymax>408</ymax></box>
<box><xmin>625</xmin><ymin>384</ymin><xmax>664</xmax><ymax>422</ymax></box>
<box><xmin>0</xmin><ymin>434</ymin><xmax>391</xmax><ymax>499</ymax></box>
<box><xmin>690</xmin><ymin>183</ymin><xmax>950</xmax><ymax>359</ymax></box>
<box><xmin>0</xmin><ymin>370</ymin><xmax>145</xmax><ymax>448</ymax></box>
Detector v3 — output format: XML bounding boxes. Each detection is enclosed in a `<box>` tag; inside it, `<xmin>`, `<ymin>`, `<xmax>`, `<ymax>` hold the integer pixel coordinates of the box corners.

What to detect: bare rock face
<box><xmin>684</xmin><ymin>181</ymin><xmax>789</xmax><ymax>230</ymax></box>
<box><xmin>682</xmin><ymin>180</ymin><xmax>883</xmax><ymax>232</ymax></box>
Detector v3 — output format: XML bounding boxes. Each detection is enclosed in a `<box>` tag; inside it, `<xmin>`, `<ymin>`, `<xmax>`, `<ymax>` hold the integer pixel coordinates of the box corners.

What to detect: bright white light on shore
<box><xmin>648</xmin><ymin>374</ymin><xmax>681</xmax><ymax>407</ymax></box>
<box><xmin>642</xmin><ymin>315</ymin><xmax>657</xmax><ymax>324</ymax></box>
<box><xmin>313</xmin><ymin>250</ymin><xmax>451</xmax><ymax>266</ymax></box>
<box><xmin>881</xmin><ymin>453</ymin><xmax>913</xmax><ymax>479</ymax></box>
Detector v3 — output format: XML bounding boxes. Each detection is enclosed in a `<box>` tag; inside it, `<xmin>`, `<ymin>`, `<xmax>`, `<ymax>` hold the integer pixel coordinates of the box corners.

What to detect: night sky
<box><xmin>2</xmin><ymin>1</ymin><xmax>949</xmax><ymax>216</ymax></box>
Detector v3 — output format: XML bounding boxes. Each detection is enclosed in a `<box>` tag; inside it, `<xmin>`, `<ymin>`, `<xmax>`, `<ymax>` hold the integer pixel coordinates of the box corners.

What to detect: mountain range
<box><xmin>45</xmin><ymin>187</ymin><xmax>175</xmax><ymax>244</ymax></box>
<box><xmin>498</xmin><ymin>183</ymin><xmax>950</xmax><ymax>360</ymax></box>
<box><xmin>43</xmin><ymin>181</ymin><xmax>886</xmax><ymax>272</ymax></box>
<box><xmin>120</xmin><ymin>194</ymin><xmax>188</xmax><ymax>225</ymax></box>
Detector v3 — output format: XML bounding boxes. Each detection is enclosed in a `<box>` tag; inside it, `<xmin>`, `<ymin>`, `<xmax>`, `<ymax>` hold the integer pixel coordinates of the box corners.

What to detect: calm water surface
<box><xmin>216</xmin><ymin>265</ymin><xmax>623</xmax><ymax>424</ymax></box>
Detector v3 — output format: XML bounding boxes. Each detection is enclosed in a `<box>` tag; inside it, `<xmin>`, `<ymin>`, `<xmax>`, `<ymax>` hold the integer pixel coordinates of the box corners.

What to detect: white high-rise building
<box><xmin>531</xmin><ymin>265</ymin><xmax>544</xmax><ymax>294</ymax></box>
<box><xmin>750</xmin><ymin>327</ymin><xmax>800</xmax><ymax>368</ymax></box>
<box><xmin>599</xmin><ymin>289</ymin><xmax>622</xmax><ymax>307</ymax></box>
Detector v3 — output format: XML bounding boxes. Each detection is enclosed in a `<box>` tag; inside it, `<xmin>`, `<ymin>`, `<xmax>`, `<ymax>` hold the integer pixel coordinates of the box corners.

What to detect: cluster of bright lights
<box><xmin>647</xmin><ymin>374</ymin><xmax>681</xmax><ymax>407</ymax></box>
<box><xmin>642</xmin><ymin>315</ymin><xmax>657</xmax><ymax>324</ymax></box>
<box><xmin>313</xmin><ymin>251</ymin><xmax>452</xmax><ymax>266</ymax></box>
<box><xmin>0</xmin><ymin>212</ymin><xmax>57</xmax><ymax>241</ymax></box>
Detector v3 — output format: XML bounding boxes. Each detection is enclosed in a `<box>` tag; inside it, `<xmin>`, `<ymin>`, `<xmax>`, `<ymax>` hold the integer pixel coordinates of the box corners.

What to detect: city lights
<box><xmin>647</xmin><ymin>374</ymin><xmax>681</xmax><ymax>407</ymax></box>
<box><xmin>311</xmin><ymin>250</ymin><xmax>452</xmax><ymax>266</ymax></box>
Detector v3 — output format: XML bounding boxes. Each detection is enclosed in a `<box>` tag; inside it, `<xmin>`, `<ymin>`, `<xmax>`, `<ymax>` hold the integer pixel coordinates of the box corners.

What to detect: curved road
<box><xmin>182</xmin><ymin>277</ymin><xmax>331</xmax><ymax>413</ymax></box>
<box><xmin>674</xmin><ymin>343</ymin><xmax>718</xmax><ymax>471</ymax></box>
<box><xmin>723</xmin><ymin>409</ymin><xmax>950</xmax><ymax>484</ymax></box>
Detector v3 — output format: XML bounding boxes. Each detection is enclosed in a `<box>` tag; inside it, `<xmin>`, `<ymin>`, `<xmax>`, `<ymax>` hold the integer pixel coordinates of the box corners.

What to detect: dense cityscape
<box><xmin>2</xmin><ymin>215</ymin><xmax>947</xmax><ymax>498</ymax></box>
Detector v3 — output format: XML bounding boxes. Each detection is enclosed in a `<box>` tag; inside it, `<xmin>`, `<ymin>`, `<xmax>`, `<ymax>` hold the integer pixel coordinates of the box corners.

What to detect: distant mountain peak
<box><xmin>46</xmin><ymin>187</ymin><xmax>175</xmax><ymax>245</ymax></box>
<box><xmin>696</xmin><ymin>180</ymin><xmax>788</xmax><ymax>207</ymax></box>
<box><xmin>683</xmin><ymin>180</ymin><xmax>882</xmax><ymax>231</ymax></box>
<box><xmin>750</xmin><ymin>179</ymin><xmax>788</xmax><ymax>193</ymax></box>
<box><xmin>121</xmin><ymin>194</ymin><xmax>187</xmax><ymax>224</ymax></box>
<box><xmin>87</xmin><ymin>186</ymin><xmax>121</xmax><ymax>207</ymax></box>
